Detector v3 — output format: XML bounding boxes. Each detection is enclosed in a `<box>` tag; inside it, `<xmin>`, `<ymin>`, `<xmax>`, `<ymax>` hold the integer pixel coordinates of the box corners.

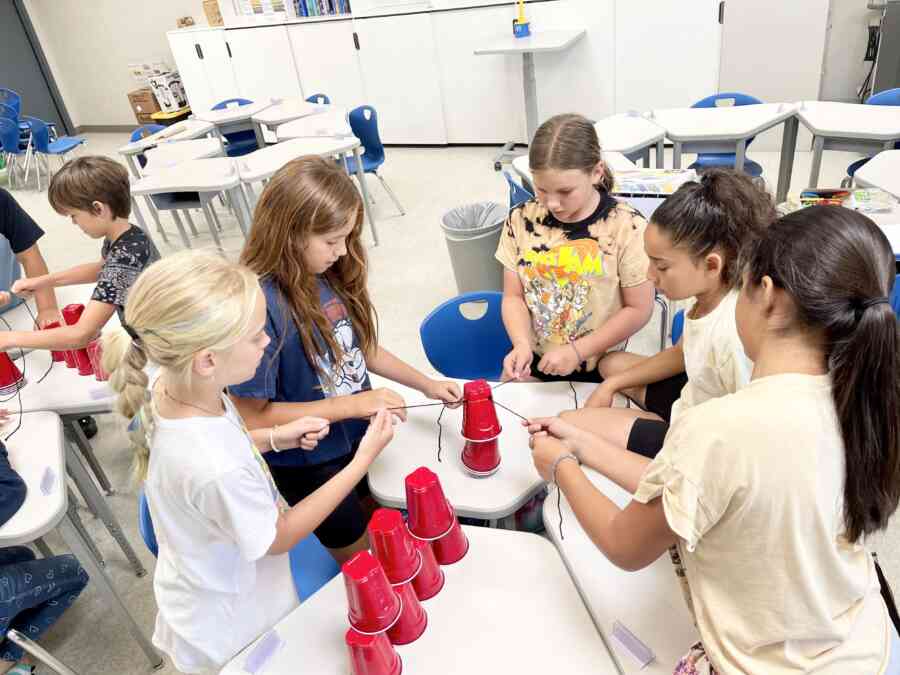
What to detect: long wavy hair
<box><xmin>240</xmin><ymin>156</ymin><xmax>377</xmax><ymax>382</ymax></box>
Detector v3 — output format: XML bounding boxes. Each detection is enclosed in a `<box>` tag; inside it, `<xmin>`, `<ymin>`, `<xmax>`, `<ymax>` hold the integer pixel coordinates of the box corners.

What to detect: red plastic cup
<box><xmin>410</xmin><ymin>537</ymin><xmax>444</xmax><ymax>601</ymax></box>
<box><xmin>345</xmin><ymin>628</ymin><xmax>403</xmax><ymax>675</ymax></box>
<box><xmin>461</xmin><ymin>437</ymin><xmax>501</xmax><ymax>476</ymax></box>
<box><xmin>405</xmin><ymin>467</ymin><xmax>454</xmax><ymax>540</ymax></box>
<box><xmin>432</xmin><ymin>515</ymin><xmax>469</xmax><ymax>565</ymax></box>
<box><xmin>61</xmin><ymin>304</ymin><xmax>85</xmax><ymax>371</ymax></box>
<box><xmin>86</xmin><ymin>340</ymin><xmax>108</xmax><ymax>381</ymax></box>
<box><xmin>368</xmin><ymin>509</ymin><xmax>420</xmax><ymax>584</ymax></box>
<box><xmin>41</xmin><ymin>322</ymin><xmax>66</xmax><ymax>363</ymax></box>
<box><xmin>461</xmin><ymin>379</ymin><xmax>502</xmax><ymax>441</ymax></box>
<box><xmin>343</xmin><ymin>551</ymin><xmax>402</xmax><ymax>635</ymax></box>
<box><xmin>387</xmin><ymin>581</ymin><xmax>427</xmax><ymax>645</ymax></box>
<box><xmin>0</xmin><ymin>352</ymin><xmax>25</xmax><ymax>395</ymax></box>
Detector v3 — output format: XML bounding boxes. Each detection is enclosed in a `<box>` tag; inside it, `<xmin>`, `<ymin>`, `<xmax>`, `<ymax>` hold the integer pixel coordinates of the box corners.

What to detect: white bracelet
<box><xmin>551</xmin><ymin>453</ymin><xmax>580</xmax><ymax>485</ymax></box>
<box><xmin>269</xmin><ymin>425</ymin><xmax>281</xmax><ymax>453</ymax></box>
<box><xmin>569</xmin><ymin>339</ymin><xmax>583</xmax><ymax>364</ymax></box>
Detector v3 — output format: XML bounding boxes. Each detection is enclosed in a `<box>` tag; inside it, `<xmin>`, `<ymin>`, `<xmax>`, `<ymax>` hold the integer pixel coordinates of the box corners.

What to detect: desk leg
<box><xmin>201</xmin><ymin>202</ymin><xmax>224</xmax><ymax>252</ymax></box>
<box><xmin>130</xmin><ymin>197</ymin><xmax>155</xmax><ymax>251</ymax></box>
<box><xmin>66</xmin><ymin>486</ymin><xmax>105</xmax><ymax>567</ymax></box>
<box><xmin>655</xmin><ymin>139</ymin><xmax>665</xmax><ymax>168</ymax></box>
<box><xmin>169</xmin><ymin>209</ymin><xmax>192</xmax><ymax>249</ymax></box>
<box><xmin>182</xmin><ymin>210</ymin><xmax>200</xmax><ymax>237</ymax></box>
<box><xmin>57</xmin><ymin>515</ymin><xmax>163</xmax><ymax>669</ymax></box>
<box><xmin>145</xmin><ymin>199</ymin><xmax>169</xmax><ymax>245</ymax></box>
<box><xmin>231</xmin><ymin>186</ymin><xmax>252</xmax><ymax>237</ymax></box>
<box><xmin>34</xmin><ymin>537</ymin><xmax>53</xmax><ymax>558</ymax></box>
<box><xmin>124</xmin><ymin>154</ymin><xmax>140</xmax><ymax>179</ymax></box>
<box><xmin>353</xmin><ymin>148</ymin><xmax>379</xmax><ymax>246</ymax></box>
<box><xmin>65</xmin><ymin>416</ymin><xmax>113</xmax><ymax>496</ymax></box>
<box><xmin>673</xmin><ymin>142</ymin><xmax>683</xmax><ymax>169</ymax></box>
<box><xmin>64</xmin><ymin>436</ymin><xmax>146</xmax><ymax>578</ymax></box>
<box><xmin>253</xmin><ymin>121</ymin><xmax>266</xmax><ymax>149</ymax></box>
<box><xmin>808</xmin><ymin>135</ymin><xmax>825</xmax><ymax>188</ymax></box>
<box><xmin>522</xmin><ymin>52</ymin><xmax>538</xmax><ymax>144</ymax></box>
<box><xmin>776</xmin><ymin>116</ymin><xmax>799</xmax><ymax>204</ymax></box>
<box><xmin>734</xmin><ymin>139</ymin><xmax>746</xmax><ymax>173</ymax></box>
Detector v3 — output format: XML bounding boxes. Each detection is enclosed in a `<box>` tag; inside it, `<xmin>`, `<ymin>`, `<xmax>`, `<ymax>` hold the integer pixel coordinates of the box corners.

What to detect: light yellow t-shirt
<box><xmin>634</xmin><ymin>373</ymin><xmax>890</xmax><ymax>674</ymax></box>
<box><xmin>495</xmin><ymin>193</ymin><xmax>649</xmax><ymax>369</ymax></box>
<box><xmin>669</xmin><ymin>290</ymin><xmax>753</xmax><ymax>424</ymax></box>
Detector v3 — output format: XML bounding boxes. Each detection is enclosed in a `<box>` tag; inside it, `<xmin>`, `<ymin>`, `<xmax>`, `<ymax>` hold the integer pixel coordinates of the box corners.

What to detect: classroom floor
<box><xmin>4</xmin><ymin>134</ymin><xmax>899</xmax><ymax>673</ymax></box>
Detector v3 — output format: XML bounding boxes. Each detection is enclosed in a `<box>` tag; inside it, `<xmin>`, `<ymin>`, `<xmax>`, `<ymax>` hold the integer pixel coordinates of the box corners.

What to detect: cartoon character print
<box><xmin>315</xmin><ymin>294</ymin><xmax>368</xmax><ymax>396</ymax></box>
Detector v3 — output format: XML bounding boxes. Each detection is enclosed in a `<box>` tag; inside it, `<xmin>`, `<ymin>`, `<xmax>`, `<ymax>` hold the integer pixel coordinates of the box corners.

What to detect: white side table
<box><xmin>594</xmin><ymin>114</ymin><xmax>666</xmax><ymax>168</ymax></box>
<box><xmin>853</xmin><ymin>149</ymin><xmax>900</xmax><ymax>198</ymax></box>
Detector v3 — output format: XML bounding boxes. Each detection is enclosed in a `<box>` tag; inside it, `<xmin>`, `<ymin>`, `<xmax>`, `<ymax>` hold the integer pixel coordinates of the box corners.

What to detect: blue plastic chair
<box><xmin>503</xmin><ymin>171</ymin><xmax>534</xmax><ymax>209</ymax></box>
<box><xmin>0</xmin><ymin>118</ymin><xmax>30</xmax><ymax>190</ymax></box>
<box><xmin>345</xmin><ymin>105</ymin><xmax>405</xmax><ymax>215</ymax></box>
<box><xmin>138</xmin><ymin>490</ymin><xmax>338</xmax><ymax>602</ymax></box>
<box><xmin>21</xmin><ymin>116</ymin><xmax>85</xmax><ymax>189</ymax></box>
<box><xmin>689</xmin><ymin>92</ymin><xmax>764</xmax><ymax>177</ymax></box>
<box><xmin>671</xmin><ymin>309</ymin><xmax>685</xmax><ymax>345</ymax></box>
<box><xmin>0</xmin><ymin>104</ymin><xmax>29</xmax><ymax>152</ymax></box>
<box><xmin>130</xmin><ymin>124</ymin><xmax>166</xmax><ymax>169</ymax></box>
<box><xmin>846</xmin><ymin>88</ymin><xmax>900</xmax><ymax>181</ymax></box>
<box><xmin>891</xmin><ymin>274</ymin><xmax>900</xmax><ymax>317</ymax></box>
<box><xmin>211</xmin><ymin>98</ymin><xmax>258</xmax><ymax>157</ymax></box>
<box><xmin>420</xmin><ymin>291</ymin><xmax>512</xmax><ymax>380</ymax></box>
<box><xmin>305</xmin><ymin>93</ymin><xmax>330</xmax><ymax>105</ymax></box>
<box><xmin>0</xmin><ymin>90</ymin><xmax>21</xmax><ymax>116</ymax></box>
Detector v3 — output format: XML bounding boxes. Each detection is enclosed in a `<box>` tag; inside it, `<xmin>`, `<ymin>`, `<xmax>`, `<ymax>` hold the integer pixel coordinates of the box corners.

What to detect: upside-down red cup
<box><xmin>41</xmin><ymin>322</ymin><xmax>66</xmax><ymax>363</ymax></box>
<box><xmin>86</xmin><ymin>339</ymin><xmax>108</xmax><ymax>381</ymax></box>
<box><xmin>368</xmin><ymin>509</ymin><xmax>420</xmax><ymax>585</ymax></box>
<box><xmin>345</xmin><ymin>628</ymin><xmax>403</xmax><ymax>675</ymax></box>
<box><xmin>410</xmin><ymin>537</ymin><xmax>444</xmax><ymax>601</ymax></box>
<box><xmin>405</xmin><ymin>467</ymin><xmax>454</xmax><ymax>540</ymax></box>
<box><xmin>386</xmin><ymin>581</ymin><xmax>427</xmax><ymax>645</ymax></box>
<box><xmin>343</xmin><ymin>551</ymin><xmax>402</xmax><ymax>635</ymax></box>
<box><xmin>432</xmin><ymin>514</ymin><xmax>469</xmax><ymax>566</ymax></box>
<box><xmin>461</xmin><ymin>437</ymin><xmax>501</xmax><ymax>476</ymax></box>
<box><xmin>461</xmin><ymin>379</ymin><xmax>502</xmax><ymax>442</ymax></box>
<box><xmin>61</xmin><ymin>304</ymin><xmax>92</xmax><ymax>374</ymax></box>
<box><xmin>0</xmin><ymin>352</ymin><xmax>25</xmax><ymax>396</ymax></box>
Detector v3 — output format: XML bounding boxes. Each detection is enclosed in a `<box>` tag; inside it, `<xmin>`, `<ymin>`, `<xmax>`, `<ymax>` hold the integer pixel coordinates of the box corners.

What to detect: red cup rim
<box><xmin>389</xmin><ymin>551</ymin><xmax>423</xmax><ymax>587</ymax></box>
<box><xmin>460</xmin><ymin>430</ymin><xmax>502</xmax><ymax>443</ymax></box>
<box><xmin>348</xmin><ymin>596</ymin><xmax>404</xmax><ymax>636</ymax></box>
<box><xmin>407</xmin><ymin>519</ymin><xmax>455</xmax><ymax>543</ymax></box>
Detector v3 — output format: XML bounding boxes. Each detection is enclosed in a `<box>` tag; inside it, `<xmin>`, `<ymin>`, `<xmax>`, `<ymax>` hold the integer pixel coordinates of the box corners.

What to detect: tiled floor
<box><xmin>3</xmin><ymin>134</ymin><xmax>897</xmax><ymax>673</ymax></box>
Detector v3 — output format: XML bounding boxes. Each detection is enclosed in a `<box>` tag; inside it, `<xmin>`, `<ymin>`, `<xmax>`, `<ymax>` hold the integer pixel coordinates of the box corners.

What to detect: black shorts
<box><xmin>529</xmin><ymin>352</ymin><xmax>604</xmax><ymax>383</ymax></box>
<box><xmin>269</xmin><ymin>452</ymin><xmax>371</xmax><ymax>550</ymax></box>
<box><xmin>625</xmin><ymin>372</ymin><xmax>688</xmax><ymax>459</ymax></box>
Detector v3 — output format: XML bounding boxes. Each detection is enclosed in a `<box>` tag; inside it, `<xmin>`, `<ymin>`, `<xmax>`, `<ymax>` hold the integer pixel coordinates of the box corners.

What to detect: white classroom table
<box><xmin>237</xmin><ymin>137</ymin><xmax>379</xmax><ymax>245</ymax></box>
<box><xmin>141</xmin><ymin>136</ymin><xmax>224</xmax><ymax>175</ymax></box>
<box><xmin>194</xmin><ymin>100</ymin><xmax>274</xmax><ymax>146</ymax></box>
<box><xmin>117</xmin><ymin>119</ymin><xmax>216</xmax><ymax>178</ymax></box>
<box><xmin>853</xmin><ymin>149</ymin><xmax>900</xmax><ymax>198</ymax></box>
<box><xmin>221</xmin><ymin>526</ymin><xmax>618</xmax><ymax>675</ymax></box>
<box><xmin>544</xmin><ymin>468</ymin><xmax>698</xmax><ymax>674</ymax></box>
<box><xmin>367</xmin><ymin>377</ymin><xmax>590</xmax><ymax>523</ymax></box>
<box><xmin>274</xmin><ymin>107</ymin><xmax>353</xmax><ymax>141</ymax></box>
<box><xmin>0</xmin><ymin>283</ymin><xmax>115</xmax><ymax>334</ymax></box>
<box><xmin>595</xmin><ymin>114</ymin><xmax>667</xmax><ymax>168</ymax></box>
<box><xmin>251</xmin><ymin>98</ymin><xmax>332</xmax><ymax>146</ymax></box>
<box><xmin>512</xmin><ymin>151</ymin><xmax>637</xmax><ymax>189</ymax></box>
<box><xmin>798</xmin><ymin>101</ymin><xmax>900</xmax><ymax>190</ymax></box>
<box><xmin>0</xmin><ymin>411</ymin><xmax>162</xmax><ymax>668</ymax></box>
<box><xmin>475</xmin><ymin>29</ymin><xmax>587</xmax><ymax>167</ymax></box>
<box><xmin>650</xmin><ymin>103</ymin><xmax>799</xmax><ymax>203</ymax></box>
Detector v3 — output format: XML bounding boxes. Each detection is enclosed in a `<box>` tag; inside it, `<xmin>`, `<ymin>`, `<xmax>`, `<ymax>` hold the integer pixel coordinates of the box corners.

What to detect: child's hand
<box><xmin>530</xmin><ymin>434</ymin><xmax>576</xmax><ymax>482</ymax></box>
<box><xmin>0</xmin><ymin>292</ymin><xmax>10</xmax><ymax>307</ymax></box>
<box><xmin>523</xmin><ymin>416</ymin><xmax>588</xmax><ymax>456</ymax></box>
<box><xmin>356</xmin><ymin>388</ymin><xmax>407</xmax><ymax>422</ymax></box>
<box><xmin>536</xmin><ymin>345</ymin><xmax>580</xmax><ymax>378</ymax></box>
<box><xmin>502</xmin><ymin>342</ymin><xmax>533</xmax><ymax>381</ymax></box>
<box><xmin>421</xmin><ymin>379</ymin><xmax>462</xmax><ymax>409</ymax></box>
<box><xmin>356</xmin><ymin>408</ymin><xmax>394</xmax><ymax>463</ymax></box>
<box><xmin>585</xmin><ymin>381</ymin><xmax>617</xmax><ymax>408</ymax></box>
<box><xmin>275</xmin><ymin>416</ymin><xmax>330</xmax><ymax>451</ymax></box>
<box><xmin>11</xmin><ymin>277</ymin><xmax>44</xmax><ymax>299</ymax></box>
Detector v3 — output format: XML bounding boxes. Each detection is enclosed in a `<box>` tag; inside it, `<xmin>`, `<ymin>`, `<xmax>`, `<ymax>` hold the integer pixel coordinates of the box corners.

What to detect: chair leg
<box><xmin>201</xmin><ymin>201</ymin><xmax>224</xmax><ymax>252</ymax></box>
<box><xmin>7</xmin><ymin>630</ymin><xmax>81</xmax><ymax>675</ymax></box>
<box><xmin>183</xmin><ymin>210</ymin><xmax>200</xmax><ymax>236</ymax></box>
<box><xmin>170</xmin><ymin>209</ymin><xmax>192</xmax><ymax>249</ymax></box>
<box><xmin>375</xmin><ymin>172</ymin><xmax>405</xmax><ymax>216</ymax></box>
<box><xmin>147</xmin><ymin>200</ymin><xmax>169</xmax><ymax>245</ymax></box>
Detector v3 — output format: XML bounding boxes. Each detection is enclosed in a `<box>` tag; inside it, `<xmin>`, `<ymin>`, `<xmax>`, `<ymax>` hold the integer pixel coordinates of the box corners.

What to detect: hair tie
<box><xmin>860</xmin><ymin>297</ymin><xmax>890</xmax><ymax>310</ymax></box>
<box><xmin>122</xmin><ymin>323</ymin><xmax>141</xmax><ymax>343</ymax></box>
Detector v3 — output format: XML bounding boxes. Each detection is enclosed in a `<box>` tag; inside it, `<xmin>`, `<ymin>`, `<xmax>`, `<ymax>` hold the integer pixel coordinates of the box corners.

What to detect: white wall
<box><xmin>23</xmin><ymin>0</ymin><xmax>210</xmax><ymax>128</ymax></box>
<box><xmin>820</xmin><ymin>0</ymin><xmax>882</xmax><ymax>102</ymax></box>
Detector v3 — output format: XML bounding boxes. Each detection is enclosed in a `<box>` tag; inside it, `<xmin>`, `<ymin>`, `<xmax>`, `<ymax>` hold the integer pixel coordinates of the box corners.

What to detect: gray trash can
<box><xmin>441</xmin><ymin>202</ymin><xmax>508</xmax><ymax>294</ymax></box>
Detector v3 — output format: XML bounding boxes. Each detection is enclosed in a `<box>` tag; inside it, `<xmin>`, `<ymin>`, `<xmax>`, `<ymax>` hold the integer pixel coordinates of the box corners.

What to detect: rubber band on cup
<box><xmin>348</xmin><ymin>597</ymin><xmax>404</xmax><ymax>636</ymax></box>
<box><xmin>407</xmin><ymin>520</ymin><xmax>456</xmax><ymax>543</ymax></box>
<box><xmin>460</xmin><ymin>430</ymin><xmax>501</xmax><ymax>443</ymax></box>
<box><xmin>389</xmin><ymin>551</ymin><xmax>424</xmax><ymax>587</ymax></box>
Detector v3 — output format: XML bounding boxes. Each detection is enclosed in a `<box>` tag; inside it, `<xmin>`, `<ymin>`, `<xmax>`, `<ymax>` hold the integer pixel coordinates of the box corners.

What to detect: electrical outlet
<box><xmin>865</xmin><ymin>25</ymin><xmax>880</xmax><ymax>62</ymax></box>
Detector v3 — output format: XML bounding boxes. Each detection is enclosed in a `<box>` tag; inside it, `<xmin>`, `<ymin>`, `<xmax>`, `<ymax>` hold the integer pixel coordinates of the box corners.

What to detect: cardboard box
<box><xmin>148</xmin><ymin>72</ymin><xmax>187</xmax><ymax>113</ymax></box>
<box><xmin>203</xmin><ymin>0</ymin><xmax>224</xmax><ymax>26</ymax></box>
<box><xmin>127</xmin><ymin>88</ymin><xmax>161</xmax><ymax>125</ymax></box>
<box><xmin>127</xmin><ymin>59</ymin><xmax>170</xmax><ymax>87</ymax></box>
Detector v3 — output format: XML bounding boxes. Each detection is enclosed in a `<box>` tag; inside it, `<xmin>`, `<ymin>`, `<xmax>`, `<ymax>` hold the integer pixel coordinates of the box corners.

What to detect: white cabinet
<box><xmin>352</xmin><ymin>14</ymin><xmax>448</xmax><ymax>144</ymax></box>
<box><xmin>167</xmin><ymin>28</ymin><xmax>239</xmax><ymax>113</ymax></box>
<box><xmin>226</xmin><ymin>25</ymin><xmax>303</xmax><ymax>103</ymax></box>
<box><xmin>287</xmin><ymin>20</ymin><xmax>366</xmax><ymax>109</ymax></box>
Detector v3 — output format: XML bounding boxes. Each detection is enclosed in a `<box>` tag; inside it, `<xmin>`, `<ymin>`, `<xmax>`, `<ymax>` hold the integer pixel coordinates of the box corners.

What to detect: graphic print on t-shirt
<box><xmin>314</xmin><ymin>293</ymin><xmax>368</xmax><ymax>396</ymax></box>
<box><xmin>522</xmin><ymin>238</ymin><xmax>606</xmax><ymax>347</ymax></box>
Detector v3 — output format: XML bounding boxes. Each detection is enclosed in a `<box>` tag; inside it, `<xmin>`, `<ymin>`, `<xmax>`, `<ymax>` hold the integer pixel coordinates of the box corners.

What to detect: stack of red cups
<box><xmin>61</xmin><ymin>304</ymin><xmax>93</xmax><ymax>376</ymax></box>
<box><xmin>460</xmin><ymin>379</ymin><xmax>502</xmax><ymax>477</ymax></box>
<box><xmin>40</xmin><ymin>321</ymin><xmax>66</xmax><ymax>363</ymax></box>
<box><xmin>86</xmin><ymin>339</ymin><xmax>108</xmax><ymax>381</ymax></box>
<box><xmin>405</xmin><ymin>467</ymin><xmax>469</xmax><ymax>565</ymax></box>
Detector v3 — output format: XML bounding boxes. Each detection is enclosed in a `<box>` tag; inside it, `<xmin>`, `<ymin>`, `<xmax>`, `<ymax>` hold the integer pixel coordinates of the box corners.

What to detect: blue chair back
<box><xmin>0</xmin><ymin>104</ymin><xmax>16</xmax><ymax>124</ymax></box>
<box><xmin>420</xmin><ymin>291</ymin><xmax>512</xmax><ymax>380</ymax></box>
<box><xmin>692</xmin><ymin>92</ymin><xmax>762</xmax><ymax>109</ymax></box>
<box><xmin>306</xmin><ymin>93</ymin><xmax>330</xmax><ymax>105</ymax></box>
<box><xmin>892</xmin><ymin>274</ymin><xmax>900</xmax><ymax>317</ymax></box>
<box><xmin>0</xmin><ymin>119</ymin><xmax>24</xmax><ymax>157</ymax></box>
<box><xmin>0</xmin><ymin>90</ymin><xmax>20</xmax><ymax>116</ymax></box>
<box><xmin>138</xmin><ymin>490</ymin><xmax>159</xmax><ymax>557</ymax></box>
<box><xmin>20</xmin><ymin>117</ymin><xmax>50</xmax><ymax>153</ymax></box>
<box><xmin>212</xmin><ymin>98</ymin><xmax>253</xmax><ymax>110</ymax></box>
<box><xmin>866</xmin><ymin>88</ymin><xmax>900</xmax><ymax>106</ymax></box>
<box><xmin>130</xmin><ymin>124</ymin><xmax>165</xmax><ymax>143</ymax></box>
<box><xmin>503</xmin><ymin>171</ymin><xmax>534</xmax><ymax>210</ymax></box>
<box><xmin>348</xmin><ymin>106</ymin><xmax>385</xmax><ymax>167</ymax></box>
<box><xmin>671</xmin><ymin>309</ymin><xmax>685</xmax><ymax>345</ymax></box>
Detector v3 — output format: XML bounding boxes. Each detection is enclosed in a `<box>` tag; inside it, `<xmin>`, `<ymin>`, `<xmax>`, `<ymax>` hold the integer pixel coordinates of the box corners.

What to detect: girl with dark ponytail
<box><xmin>526</xmin><ymin>204</ymin><xmax>900</xmax><ymax>673</ymax></box>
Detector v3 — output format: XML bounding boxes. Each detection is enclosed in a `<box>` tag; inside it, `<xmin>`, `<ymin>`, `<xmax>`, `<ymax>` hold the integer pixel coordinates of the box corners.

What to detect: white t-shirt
<box><xmin>670</xmin><ymin>290</ymin><xmax>752</xmax><ymax>423</ymax></box>
<box><xmin>146</xmin><ymin>396</ymin><xmax>298</xmax><ymax>673</ymax></box>
<box><xmin>635</xmin><ymin>374</ymin><xmax>890</xmax><ymax>674</ymax></box>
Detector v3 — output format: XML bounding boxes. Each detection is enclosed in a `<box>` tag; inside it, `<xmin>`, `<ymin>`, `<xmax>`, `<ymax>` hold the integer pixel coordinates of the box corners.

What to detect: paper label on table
<box><xmin>40</xmin><ymin>467</ymin><xmax>56</xmax><ymax>496</ymax></box>
<box><xmin>244</xmin><ymin>629</ymin><xmax>283</xmax><ymax>674</ymax></box>
<box><xmin>612</xmin><ymin>621</ymin><xmax>655</xmax><ymax>669</ymax></box>
<box><xmin>89</xmin><ymin>384</ymin><xmax>113</xmax><ymax>400</ymax></box>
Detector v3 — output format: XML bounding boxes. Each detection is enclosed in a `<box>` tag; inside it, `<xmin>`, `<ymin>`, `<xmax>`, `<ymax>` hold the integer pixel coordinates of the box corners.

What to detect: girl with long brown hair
<box><xmin>231</xmin><ymin>156</ymin><xmax>460</xmax><ymax>564</ymax></box>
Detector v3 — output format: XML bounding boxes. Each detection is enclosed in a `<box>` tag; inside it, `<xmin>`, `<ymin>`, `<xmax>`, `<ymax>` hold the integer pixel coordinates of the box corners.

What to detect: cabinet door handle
<box><xmin>353</xmin><ymin>32</ymin><xmax>360</xmax><ymax>50</ymax></box>
<box><xmin>226</xmin><ymin>42</ymin><xmax>232</xmax><ymax>58</ymax></box>
<box><xmin>195</xmin><ymin>43</ymin><xmax>204</xmax><ymax>59</ymax></box>
<box><xmin>718</xmin><ymin>1</ymin><xmax>725</xmax><ymax>24</ymax></box>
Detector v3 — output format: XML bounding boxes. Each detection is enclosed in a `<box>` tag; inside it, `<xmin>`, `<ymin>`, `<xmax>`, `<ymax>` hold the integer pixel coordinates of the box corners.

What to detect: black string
<box><xmin>436</xmin><ymin>405</ymin><xmax>447</xmax><ymax>463</ymax></box>
<box><xmin>558</xmin><ymin>485</ymin><xmax>565</xmax><ymax>540</ymax></box>
<box><xmin>569</xmin><ymin>381</ymin><xmax>578</xmax><ymax>409</ymax></box>
<box><xmin>492</xmin><ymin>399</ymin><xmax>528</xmax><ymax>422</ymax></box>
